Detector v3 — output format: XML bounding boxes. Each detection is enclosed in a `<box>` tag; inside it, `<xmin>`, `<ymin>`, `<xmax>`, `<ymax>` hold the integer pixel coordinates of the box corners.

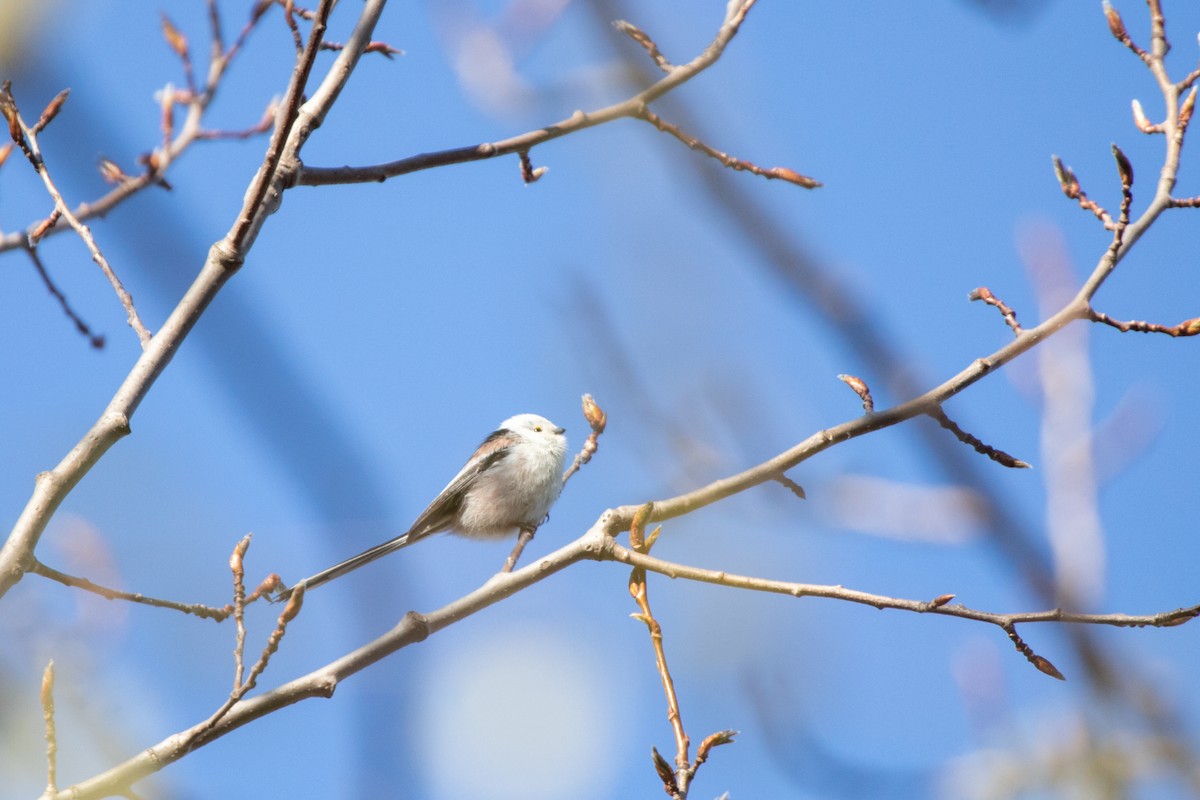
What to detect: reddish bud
<box><xmin>161</xmin><ymin>14</ymin><xmax>189</xmax><ymax>59</ymax></box>
<box><xmin>766</xmin><ymin>166</ymin><xmax>822</xmax><ymax>188</ymax></box>
<box><xmin>97</xmin><ymin>157</ymin><xmax>128</xmax><ymax>184</ymax></box>
<box><xmin>582</xmin><ymin>393</ymin><xmax>607</xmax><ymax>433</ymax></box>
<box><xmin>280</xmin><ymin>583</ymin><xmax>305</xmax><ymax>623</ymax></box>
<box><xmin>1051</xmin><ymin>156</ymin><xmax>1079</xmax><ymax>197</ymax></box>
<box><xmin>29</xmin><ymin>209</ymin><xmax>61</xmax><ymax>243</ymax></box>
<box><xmin>1103</xmin><ymin>1</ymin><xmax>1127</xmax><ymax>41</ymax></box>
<box><xmin>1180</xmin><ymin>86</ymin><xmax>1197</xmax><ymax>129</ymax></box>
<box><xmin>364</xmin><ymin>41</ymin><xmax>404</xmax><ymax>59</ymax></box>
<box><xmin>1031</xmin><ymin>655</ymin><xmax>1066</xmax><ymax>681</ymax></box>
<box><xmin>1111</xmin><ymin>143</ymin><xmax>1134</xmax><ymax>188</ymax></box>
<box><xmin>650</xmin><ymin>747</ymin><xmax>677</xmax><ymax>792</ymax></box>
<box><xmin>0</xmin><ymin>81</ymin><xmax>25</xmax><ymax>149</ymax></box>
<box><xmin>32</xmin><ymin>88</ymin><xmax>69</xmax><ymax>134</ymax></box>
<box><xmin>930</xmin><ymin>594</ymin><xmax>955</xmax><ymax>608</ymax></box>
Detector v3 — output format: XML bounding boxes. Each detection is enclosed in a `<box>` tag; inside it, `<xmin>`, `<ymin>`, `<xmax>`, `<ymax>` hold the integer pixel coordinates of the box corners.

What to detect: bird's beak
<box><xmin>554</xmin><ymin>426</ymin><xmax>566</xmax><ymax>435</ymax></box>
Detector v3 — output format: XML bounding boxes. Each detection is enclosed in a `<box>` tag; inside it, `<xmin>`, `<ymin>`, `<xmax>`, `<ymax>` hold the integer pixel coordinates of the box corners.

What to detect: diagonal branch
<box><xmin>52</xmin><ymin>529</ymin><xmax>599</xmax><ymax>799</ymax></box>
<box><xmin>0</xmin><ymin>0</ymin><xmax>379</xmax><ymax>601</ymax></box>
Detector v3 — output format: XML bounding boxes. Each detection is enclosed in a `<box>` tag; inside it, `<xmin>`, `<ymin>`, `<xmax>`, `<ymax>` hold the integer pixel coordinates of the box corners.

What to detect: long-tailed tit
<box><xmin>278</xmin><ymin>414</ymin><xmax>568</xmax><ymax>598</ymax></box>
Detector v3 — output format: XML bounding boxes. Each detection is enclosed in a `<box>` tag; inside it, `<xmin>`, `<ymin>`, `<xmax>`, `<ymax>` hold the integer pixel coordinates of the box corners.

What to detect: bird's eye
<box><xmin>533</xmin><ymin>425</ymin><xmax>543</xmax><ymax>432</ymax></box>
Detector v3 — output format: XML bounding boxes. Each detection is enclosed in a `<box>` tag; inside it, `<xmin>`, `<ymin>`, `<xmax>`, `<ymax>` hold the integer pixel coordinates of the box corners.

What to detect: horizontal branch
<box><xmin>604</xmin><ymin>541</ymin><xmax>1200</xmax><ymax>630</ymax></box>
<box><xmin>296</xmin><ymin>1</ymin><xmax>768</xmax><ymax>187</ymax></box>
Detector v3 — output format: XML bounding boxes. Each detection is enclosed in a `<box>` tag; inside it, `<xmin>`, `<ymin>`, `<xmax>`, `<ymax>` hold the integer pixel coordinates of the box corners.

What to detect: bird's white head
<box><xmin>500</xmin><ymin>413</ymin><xmax>567</xmax><ymax>446</ymax></box>
<box><xmin>499</xmin><ymin>417</ymin><xmax>568</xmax><ymax>465</ymax></box>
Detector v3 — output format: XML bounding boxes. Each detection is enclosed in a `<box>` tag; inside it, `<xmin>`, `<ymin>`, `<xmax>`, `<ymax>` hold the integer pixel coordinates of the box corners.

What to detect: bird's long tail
<box><xmin>275</xmin><ymin>532</ymin><xmax>413</xmax><ymax>601</ymax></box>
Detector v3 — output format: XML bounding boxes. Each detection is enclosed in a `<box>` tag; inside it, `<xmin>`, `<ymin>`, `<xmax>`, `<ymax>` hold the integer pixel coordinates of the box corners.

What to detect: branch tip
<box><xmin>968</xmin><ymin>286</ymin><xmax>1023</xmax><ymax>336</ymax></box>
<box><xmin>837</xmin><ymin>373</ymin><xmax>874</xmax><ymax>413</ymax></box>
<box><xmin>1004</xmin><ymin>623</ymin><xmax>1066</xmax><ymax>680</ymax></box>
<box><xmin>1131</xmin><ymin>98</ymin><xmax>1159</xmax><ymax>132</ymax></box>
<box><xmin>930</xmin><ymin>407</ymin><xmax>1031</xmax><ymax>469</ymax></box>
<box><xmin>582</xmin><ymin>393</ymin><xmax>607</xmax><ymax>433</ymax></box>
<box><xmin>773</xmin><ymin>473</ymin><xmax>806</xmax><ymax>500</ymax></box>
<box><xmin>1103</xmin><ymin>1</ymin><xmax>1127</xmax><ymax>41</ymax></box>
<box><xmin>32</xmin><ymin>89</ymin><xmax>70</xmax><ymax>135</ymax></box>
<box><xmin>1111</xmin><ymin>142</ymin><xmax>1134</xmax><ymax>187</ymax></box>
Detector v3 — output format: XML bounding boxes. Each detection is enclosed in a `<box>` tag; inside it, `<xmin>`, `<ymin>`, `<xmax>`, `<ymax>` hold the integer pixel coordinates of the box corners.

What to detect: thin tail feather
<box><xmin>276</xmin><ymin>532</ymin><xmax>413</xmax><ymax>600</ymax></box>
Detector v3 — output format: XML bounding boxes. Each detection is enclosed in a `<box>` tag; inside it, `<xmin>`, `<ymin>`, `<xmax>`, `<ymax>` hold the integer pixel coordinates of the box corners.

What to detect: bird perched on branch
<box><xmin>275</xmin><ymin>413</ymin><xmax>568</xmax><ymax>600</ymax></box>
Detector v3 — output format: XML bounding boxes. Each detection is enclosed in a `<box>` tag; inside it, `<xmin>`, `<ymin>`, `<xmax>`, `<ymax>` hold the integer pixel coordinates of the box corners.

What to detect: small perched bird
<box><xmin>277</xmin><ymin>413</ymin><xmax>568</xmax><ymax>598</ymax></box>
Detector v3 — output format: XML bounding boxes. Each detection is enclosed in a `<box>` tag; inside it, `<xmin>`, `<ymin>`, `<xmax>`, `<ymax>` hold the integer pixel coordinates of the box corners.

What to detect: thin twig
<box><xmin>24</xmin><ymin>245</ymin><xmax>105</xmax><ymax>348</ymax></box>
<box><xmin>231</xmin><ymin>535</ymin><xmax>252</xmax><ymax>689</ymax></box>
<box><xmin>298</xmin><ymin>1</ymin><xmax>778</xmax><ymax>187</ymax></box>
<box><xmin>613</xmin><ymin>20</ymin><xmax>674</xmax><ymax>73</ymax></box>
<box><xmin>30</xmin><ymin>560</ymin><xmax>233</xmax><ymax>621</ymax></box>
<box><xmin>627</xmin><ymin>504</ymin><xmax>692</xmax><ymax>796</ymax></box>
<box><xmin>969</xmin><ymin>286</ymin><xmax>1023</xmax><ymax>335</ymax></box>
<box><xmin>1</xmin><ymin>86</ymin><xmax>152</xmax><ymax>344</ymax></box>
<box><xmin>0</xmin><ymin>3</ymin><xmax>274</xmax><ymax>256</ymax></box>
<box><xmin>501</xmin><ymin>527</ymin><xmax>536</xmax><ymax>573</ymax></box>
<box><xmin>928</xmin><ymin>406</ymin><xmax>1031</xmax><ymax>469</ymax></box>
<box><xmin>606</xmin><ymin>539</ymin><xmax>1200</xmax><ymax>629</ymax></box>
<box><xmin>1052</xmin><ymin>155</ymin><xmax>1115</xmax><ymax>229</ymax></box>
<box><xmin>1103</xmin><ymin>1</ymin><xmax>1151</xmax><ymax>64</ymax></box>
<box><xmin>181</xmin><ymin>585</ymin><xmax>305</xmax><ymax>754</ymax></box>
<box><xmin>1004</xmin><ymin>622</ymin><xmax>1065</xmax><ymax>680</ymax></box>
<box><xmin>637</xmin><ymin>105</ymin><xmax>821</xmax><ymax>188</ymax></box>
<box><xmin>563</xmin><ymin>393</ymin><xmax>607</xmax><ymax>484</ymax></box>
<box><xmin>1088</xmin><ymin>309</ymin><xmax>1200</xmax><ymax>336</ymax></box>
<box><xmin>772</xmin><ymin>474</ymin><xmax>806</xmax><ymax>500</ymax></box>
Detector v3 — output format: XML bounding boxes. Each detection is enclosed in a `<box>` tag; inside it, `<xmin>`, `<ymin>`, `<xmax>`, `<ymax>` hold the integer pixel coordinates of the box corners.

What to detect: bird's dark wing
<box><xmin>404</xmin><ymin>428</ymin><xmax>513</xmax><ymax>541</ymax></box>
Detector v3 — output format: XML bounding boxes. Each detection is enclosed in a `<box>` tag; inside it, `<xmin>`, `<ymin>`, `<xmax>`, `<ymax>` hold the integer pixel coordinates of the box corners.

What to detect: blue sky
<box><xmin>1</xmin><ymin>1</ymin><xmax>1199</xmax><ymax>798</ymax></box>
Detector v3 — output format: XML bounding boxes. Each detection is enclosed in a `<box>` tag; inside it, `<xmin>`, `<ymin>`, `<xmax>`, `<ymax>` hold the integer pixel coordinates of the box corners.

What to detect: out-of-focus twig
<box><xmin>1</xmin><ymin>84</ymin><xmax>152</xmax><ymax>345</ymax></box>
<box><xmin>23</xmin><ymin>245</ymin><xmax>105</xmax><ymax>348</ymax></box>
<box><xmin>0</xmin><ymin>3</ymin><xmax>277</xmax><ymax>256</ymax></box>
<box><xmin>41</xmin><ymin>660</ymin><xmax>57</xmax><ymax>799</ymax></box>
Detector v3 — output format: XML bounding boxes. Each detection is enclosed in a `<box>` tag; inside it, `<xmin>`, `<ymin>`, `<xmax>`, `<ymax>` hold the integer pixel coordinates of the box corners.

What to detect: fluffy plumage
<box><xmin>280</xmin><ymin>414</ymin><xmax>567</xmax><ymax>597</ymax></box>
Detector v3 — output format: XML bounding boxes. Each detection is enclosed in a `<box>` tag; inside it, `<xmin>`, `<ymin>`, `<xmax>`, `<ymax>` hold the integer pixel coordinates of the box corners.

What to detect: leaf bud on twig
<box><xmin>1111</xmin><ymin>143</ymin><xmax>1134</xmax><ymax>188</ymax></box>
<box><xmin>1180</xmin><ymin>86</ymin><xmax>1197</xmax><ymax>129</ymax></box>
<box><xmin>1103</xmin><ymin>1</ymin><xmax>1127</xmax><ymax>41</ymax></box>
